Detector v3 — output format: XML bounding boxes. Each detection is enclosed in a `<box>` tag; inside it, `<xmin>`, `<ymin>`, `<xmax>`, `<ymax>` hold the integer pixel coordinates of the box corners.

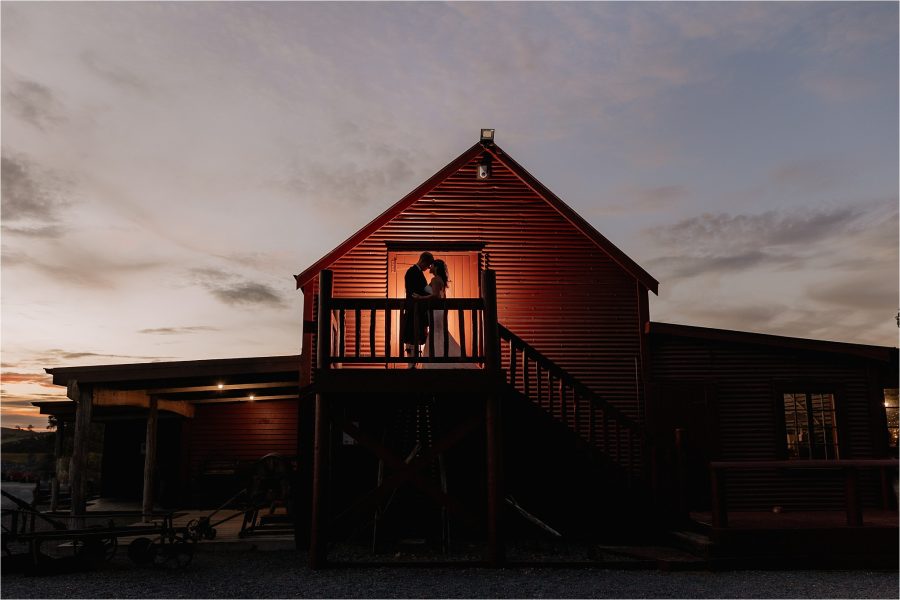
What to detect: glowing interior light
<box><xmin>248</xmin><ymin>394</ymin><xmax>255</xmax><ymax>401</ymax></box>
<box><xmin>217</xmin><ymin>383</ymin><xmax>224</xmax><ymax>389</ymax></box>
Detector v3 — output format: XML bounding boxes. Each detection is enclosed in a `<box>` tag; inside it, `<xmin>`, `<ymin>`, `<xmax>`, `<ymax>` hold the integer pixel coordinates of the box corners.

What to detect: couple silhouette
<box><xmin>401</xmin><ymin>251</ymin><xmax>470</xmax><ymax>368</ymax></box>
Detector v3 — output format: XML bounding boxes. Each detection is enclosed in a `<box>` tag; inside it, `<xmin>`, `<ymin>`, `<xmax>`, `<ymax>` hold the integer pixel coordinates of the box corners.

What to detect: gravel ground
<box><xmin>2</xmin><ymin>549</ymin><xmax>897</xmax><ymax>599</ymax></box>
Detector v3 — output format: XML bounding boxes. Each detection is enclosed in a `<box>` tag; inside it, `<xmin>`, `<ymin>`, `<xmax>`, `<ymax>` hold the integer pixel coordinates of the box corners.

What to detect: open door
<box><xmin>387</xmin><ymin>251</ymin><xmax>481</xmax><ymax>365</ymax></box>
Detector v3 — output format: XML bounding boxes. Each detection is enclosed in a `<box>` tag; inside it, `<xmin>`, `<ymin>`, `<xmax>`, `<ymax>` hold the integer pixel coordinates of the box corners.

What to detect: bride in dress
<box><xmin>420</xmin><ymin>260</ymin><xmax>476</xmax><ymax>368</ymax></box>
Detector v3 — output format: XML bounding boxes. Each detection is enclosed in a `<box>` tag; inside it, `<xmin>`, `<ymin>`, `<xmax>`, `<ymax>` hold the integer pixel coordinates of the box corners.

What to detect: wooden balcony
<box><xmin>314</xmin><ymin>268</ymin><xmax>503</xmax><ymax>395</ymax></box>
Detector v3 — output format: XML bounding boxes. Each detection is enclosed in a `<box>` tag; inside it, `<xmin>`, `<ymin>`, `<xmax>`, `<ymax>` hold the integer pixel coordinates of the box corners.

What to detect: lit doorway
<box><xmin>387</xmin><ymin>250</ymin><xmax>481</xmax><ymax>363</ymax></box>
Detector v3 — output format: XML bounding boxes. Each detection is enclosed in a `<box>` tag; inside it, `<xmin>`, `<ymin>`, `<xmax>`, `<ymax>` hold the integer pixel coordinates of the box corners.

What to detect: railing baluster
<box><xmin>626</xmin><ymin>428</ymin><xmax>634</xmax><ymax>488</ymax></box>
<box><xmin>559</xmin><ymin>377</ymin><xmax>566</xmax><ymax>425</ymax></box>
<box><xmin>471</xmin><ymin>309</ymin><xmax>479</xmax><ymax>360</ymax></box>
<box><xmin>338</xmin><ymin>309</ymin><xmax>346</xmax><ymax>359</ymax></box>
<box><xmin>443</xmin><ymin>308</ymin><xmax>450</xmax><ymax>357</ymax></box>
<box><xmin>536</xmin><ymin>363</ymin><xmax>543</xmax><ymax>406</ymax></box>
<box><xmin>428</xmin><ymin>308</ymin><xmax>436</xmax><ymax>358</ymax></box>
<box><xmin>354</xmin><ymin>309</ymin><xmax>361</xmax><ymax>357</ymax></box>
<box><xmin>509</xmin><ymin>344</ymin><xmax>517</xmax><ymax>386</ymax></box>
<box><xmin>457</xmin><ymin>308</ymin><xmax>466</xmax><ymax>358</ymax></box>
<box><xmin>615</xmin><ymin>420</ymin><xmax>621</xmax><ymax>464</ymax></box>
<box><xmin>603</xmin><ymin>412</ymin><xmax>609</xmax><ymax>456</ymax></box>
<box><xmin>523</xmin><ymin>352</ymin><xmax>530</xmax><ymax>397</ymax></box>
<box><xmin>412</xmin><ymin>299</ymin><xmax>421</xmax><ymax>361</ymax></box>
<box><xmin>589</xmin><ymin>402</ymin><xmax>595</xmax><ymax>444</ymax></box>
<box><xmin>369</xmin><ymin>309</ymin><xmax>376</xmax><ymax>357</ymax></box>
<box><xmin>573</xmin><ymin>388</ymin><xmax>580</xmax><ymax>435</ymax></box>
<box><xmin>384</xmin><ymin>308</ymin><xmax>392</xmax><ymax>362</ymax></box>
<box><xmin>548</xmin><ymin>373</ymin><xmax>555</xmax><ymax>417</ymax></box>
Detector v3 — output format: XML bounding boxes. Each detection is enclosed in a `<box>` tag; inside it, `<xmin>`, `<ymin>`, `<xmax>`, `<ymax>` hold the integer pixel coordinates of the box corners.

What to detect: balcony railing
<box><xmin>316</xmin><ymin>269</ymin><xmax>500</xmax><ymax>369</ymax></box>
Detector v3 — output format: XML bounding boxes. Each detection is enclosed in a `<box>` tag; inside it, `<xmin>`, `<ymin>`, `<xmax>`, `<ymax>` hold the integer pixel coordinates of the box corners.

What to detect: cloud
<box><xmin>647</xmin><ymin>205</ymin><xmax>868</xmax><ymax>254</ymax></box>
<box><xmin>279</xmin><ymin>140</ymin><xmax>418</xmax><ymax>209</ymax></box>
<box><xmin>191</xmin><ymin>268</ymin><xmax>287</xmax><ymax>308</ymax></box>
<box><xmin>770</xmin><ymin>158</ymin><xmax>849</xmax><ymax>193</ymax></box>
<box><xmin>210</xmin><ymin>283</ymin><xmax>284</xmax><ymax>307</ymax></box>
<box><xmin>138</xmin><ymin>326</ymin><xmax>219</xmax><ymax>335</ymax></box>
<box><xmin>1</xmin><ymin>372</ymin><xmax>55</xmax><ymax>388</ymax></box>
<box><xmin>34</xmin><ymin>349</ymin><xmax>174</xmax><ymax>363</ymax></box>
<box><xmin>1</xmin><ymin>224</ymin><xmax>67</xmax><ymax>238</ymax></box>
<box><xmin>0</xmin><ymin>154</ymin><xmax>69</xmax><ymax>224</ymax></box>
<box><xmin>1</xmin><ymin>74</ymin><xmax>66</xmax><ymax>130</ymax></box>
<box><xmin>80</xmin><ymin>51</ymin><xmax>150</xmax><ymax>93</ymax></box>
<box><xmin>647</xmin><ymin>250</ymin><xmax>798</xmax><ymax>279</ymax></box>
<box><xmin>598</xmin><ymin>184</ymin><xmax>689</xmax><ymax>215</ymax></box>
<box><xmin>808</xmin><ymin>275</ymin><xmax>899</xmax><ymax>313</ymax></box>
<box><xmin>21</xmin><ymin>253</ymin><xmax>167</xmax><ymax>290</ymax></box>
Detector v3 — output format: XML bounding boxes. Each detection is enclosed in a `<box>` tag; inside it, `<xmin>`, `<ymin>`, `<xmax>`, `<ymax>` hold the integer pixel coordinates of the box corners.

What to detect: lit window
<box><xmin>884</xmin><ymin>388</ymin><xmax>899</xmax><ymax>451</ymax></box>
<box><xmin>783</xmin><ymin>392</ymin><xmax>839</xmax><ymax>459</ymax></box>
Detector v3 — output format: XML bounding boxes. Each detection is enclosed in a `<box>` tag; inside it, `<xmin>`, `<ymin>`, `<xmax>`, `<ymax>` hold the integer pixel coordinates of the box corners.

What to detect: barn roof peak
<box><xmin>294</xmin><ymin>134</ymin><xmax>659</xmax><ymax>293</ymax></box>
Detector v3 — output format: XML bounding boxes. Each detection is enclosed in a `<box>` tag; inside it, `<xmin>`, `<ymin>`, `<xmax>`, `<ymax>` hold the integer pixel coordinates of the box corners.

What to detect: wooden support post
<box><xmin>481</xmin><ymin>270</ymin><xmax>500</xmax><ymax>371</ymax></box>
<box><xmin>485</xmin><ymin>393</ymin><xmax>504</xmax><ymax>566</ymax></box>
<box><xmin>142</xmin><ymin>395</ymin><xmax>159</xmax><ymax>522</ymax></box>
<box><xmin>710</xmin><ymin>467</ymin><xmax>727</xmax><ymax>529</ymax></box>
<box><xmin>481</xmin><ymin>270</ymin><xmax>504</xmax><ymax>566</ymax></box>
<box><xmin>68</xmin><ymin>381</ymin><xmax>92</xmax><ymax>519</ymax></box>
<box><xmin>844</xmin><ymin>467</ymin><xmax>863</xmax><ymax>527</ymax></box>
<box><xmin>309</xmin><ymin>269</ymin><xmax>333</xmax><ymax>569</ymax></box>
<box><xmin>674</xmin><ymin>428</ymin><xmax>688</xmax><ymax>519</ymax></box>
<box><xmin>50</xmin><ymin>420</ymin><xmax>65</xmax><ymax>512</ymax></box>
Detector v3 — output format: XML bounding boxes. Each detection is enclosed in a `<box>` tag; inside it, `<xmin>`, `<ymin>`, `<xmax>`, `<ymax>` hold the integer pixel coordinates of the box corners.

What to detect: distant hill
<box><xmin>1</xmin><ymin>427</ymin><xmax>54</xmax><ymax>453</ymax></box>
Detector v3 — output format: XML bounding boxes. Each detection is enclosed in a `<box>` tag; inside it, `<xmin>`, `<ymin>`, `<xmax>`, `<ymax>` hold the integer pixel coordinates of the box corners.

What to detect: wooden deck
<box><xmin>315</xmin><ymin>368</ymin><xmax>507</xmax><ymax>395</ymax></box>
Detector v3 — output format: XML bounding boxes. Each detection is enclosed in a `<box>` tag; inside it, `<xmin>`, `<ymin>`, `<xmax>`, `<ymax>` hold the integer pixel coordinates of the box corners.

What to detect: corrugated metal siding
<box><xmin>320</xmin><ymin>152</ymin><xmax>646</xmax><ymax>424</ymax></box>
<box><xmin>649</xmin><ymin>333</ymin><xmax>883</xmax><ymax>510</ymax></box>
<box><xmin>188</xmin><ymin>400</ymin><xmax>298</xmax><ymax>473</ymax></box>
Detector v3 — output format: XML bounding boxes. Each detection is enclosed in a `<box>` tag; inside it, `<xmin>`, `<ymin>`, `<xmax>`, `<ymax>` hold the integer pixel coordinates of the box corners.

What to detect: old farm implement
<box><xmin>189</xmin><ymin>453</ymin><xmax>296</xmax><ymax>541</ymax></box>
<box><xmin>1</xmin><ymin>453</ymin><xmax>295</xmax><ymax>575</ymax></box>
<box><xmin>1</xmin><ymin>490</ymin><xmax>195</xmax><ymax>573</ymax></box>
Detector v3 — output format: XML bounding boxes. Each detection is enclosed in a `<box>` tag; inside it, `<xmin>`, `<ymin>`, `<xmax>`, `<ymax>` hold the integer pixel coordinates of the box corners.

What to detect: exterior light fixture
<box><xmin>476</xmin><ymin>155</ymin><xmax>492</xmax><ymax>180</ymax></box>
<box><xmin>248</xmin><ymin>394</ymin><xmax>255</xmax><ymax>401</ymax></box>
<box><xmin>480</xmin><ymin>128</ymin><xmax>495</xmax><ymax>143</ymax></box>
<box><xmin>217</xmin><ymin>383</ymin><xmax>224</xmax><ymax>390</ymax></box>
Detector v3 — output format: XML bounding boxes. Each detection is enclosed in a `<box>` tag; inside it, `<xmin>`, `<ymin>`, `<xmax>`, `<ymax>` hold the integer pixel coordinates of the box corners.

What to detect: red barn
<box><xmin>35</xmin><ymin>131</ymin><xmax>897</xmax><ymax>567</ymax></box>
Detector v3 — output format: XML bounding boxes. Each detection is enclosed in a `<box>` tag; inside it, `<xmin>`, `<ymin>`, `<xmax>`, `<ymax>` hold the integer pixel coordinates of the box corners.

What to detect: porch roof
<box><xmin>35</xmin><ymin>355</ymin><xmax>301</xmax><ymax>419</ymax></box>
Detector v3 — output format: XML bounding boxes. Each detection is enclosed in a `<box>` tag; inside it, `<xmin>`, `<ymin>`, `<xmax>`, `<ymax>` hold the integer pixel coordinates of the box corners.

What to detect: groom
<box><xmin>402</xmin><ymin>251</ymin><xmax>434</xmax><ymax>367</ymax></box>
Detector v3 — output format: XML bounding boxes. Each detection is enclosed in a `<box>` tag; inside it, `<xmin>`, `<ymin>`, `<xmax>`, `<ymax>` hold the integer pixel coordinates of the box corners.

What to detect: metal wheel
<box><xmin>153</xmin><ymin>536</ymin><xmax>194</xmax><ymax>570</ymax></box>
<box><xmin>127</xmin><ymin>537</ymin><xmax>157</xmax><ymax>566</ymax></box>
<box><xmin>74</xmin><ymin>535</ymin><xmax>118</xmax><ymax>562</ymax></box>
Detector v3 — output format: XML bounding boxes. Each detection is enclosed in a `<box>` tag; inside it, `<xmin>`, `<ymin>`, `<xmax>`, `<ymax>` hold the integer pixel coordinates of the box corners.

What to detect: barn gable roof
<box><xmin>294</xmin><ymin>140</ymin><xmax>659</xmax><ymax>293</ymax></box>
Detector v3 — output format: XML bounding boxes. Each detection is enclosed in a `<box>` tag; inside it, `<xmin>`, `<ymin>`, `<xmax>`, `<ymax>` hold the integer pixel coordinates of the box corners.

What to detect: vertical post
<box><xmin>68</xmin><ymin>381</ymin><xmax>92</xmax><ymax>520</ymax></box>
<box><xmin>141</xmin><ymin>395</ymin><xmax>160</xmax><ymax>520</ymax></box>
<box><xmin>50</xmin><ymin>420</ymin><xmax>65</xmax><ymax>512</ymax></box>
<box><xmin>310</xmin><ymin>269</ymin><xmax>333</xmax><ymax>569</ymax></box>
<box><xmin>485</xmin><ymin>392</ymin><xmax>504</xmax><ymax>566</ymax></box>
<box><xmin>844</xmin><ymin>466</ymin><xmax>863</xmax><ymax>527</ymax></box>
<box><xmin>481</xmin><ymin>270</ymin><xmax>500</xmax><ymax>372</ymax></box>
<box><xmin>710</xmin><ymin>466</ymin><xmax>727</xmax><ymax>529</ymax></box>
<box><xmin>295</xmin><ymin>283</ymin><xmax>317</xmax><ymax>548</ymax></box>
<box><xmin>674</xmin><ymin>428</ymin><xmax>688</xmax><ymax>519</ymax></box>
<box><xmin>481</xmin><ymin>269</ymin><xmax>504</xmax><ymax>565</ymax></box>
<box><xmin>142</xmin><ymin>395</ymin><xmax>159</xmax><ymax>522</ymax></box>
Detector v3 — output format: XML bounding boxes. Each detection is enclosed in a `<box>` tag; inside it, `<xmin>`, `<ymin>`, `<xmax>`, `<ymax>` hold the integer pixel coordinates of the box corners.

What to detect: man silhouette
<box><xmin>402</xmin><ymin>251</ymin><xmax>434</xmax><ymax>367</ymax></box>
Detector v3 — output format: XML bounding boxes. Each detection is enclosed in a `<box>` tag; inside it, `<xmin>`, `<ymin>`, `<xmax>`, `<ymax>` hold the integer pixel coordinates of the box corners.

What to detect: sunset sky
<box><xmin>2</xmin><ymin>2</ymin><xmax>898</xmax><ymax>428</ymax></box>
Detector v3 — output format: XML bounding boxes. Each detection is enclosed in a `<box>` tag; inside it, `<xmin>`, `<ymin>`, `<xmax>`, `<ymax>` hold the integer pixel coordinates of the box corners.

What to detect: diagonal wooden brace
<box><xmin>333</xmin><ymin>413</ymin><xmax>483</xmax><ymax>528</ymax></box>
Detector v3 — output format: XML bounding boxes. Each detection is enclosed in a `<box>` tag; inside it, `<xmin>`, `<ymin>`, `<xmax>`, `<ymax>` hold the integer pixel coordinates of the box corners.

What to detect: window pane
<box><xmin>885</xmin><ymin>388</ymin><xmax>899</xmax><ymax>450</ymax></box>
<box><xmin>784</xmin><ymin>391</ymin><xmax>838</xmax><ymax>460</ymax></box>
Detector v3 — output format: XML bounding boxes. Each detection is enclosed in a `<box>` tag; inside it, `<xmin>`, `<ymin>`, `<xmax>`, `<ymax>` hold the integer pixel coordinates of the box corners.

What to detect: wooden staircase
<box><xmin>498</xmin><ymin>324</ymin><xmax>644</xmax><ymax>483</ymax></box>
<box><xmin>496</xmin><ymin>324</ymin><xmax>658</xmax><ymax>539</ymax></box>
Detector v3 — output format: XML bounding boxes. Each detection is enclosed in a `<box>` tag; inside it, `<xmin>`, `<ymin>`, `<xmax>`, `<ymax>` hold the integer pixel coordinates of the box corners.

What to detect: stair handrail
<box><xmin>497</xmin><ymin>323</ymin><xmax>642</xmax><ymax>434</ymax></box>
